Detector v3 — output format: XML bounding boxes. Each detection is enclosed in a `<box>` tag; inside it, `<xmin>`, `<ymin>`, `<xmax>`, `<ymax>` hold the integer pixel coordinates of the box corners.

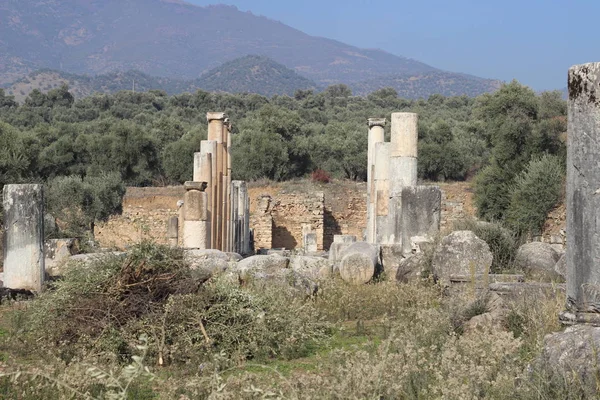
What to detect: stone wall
<box><xmin>95</xmin><ymin>186</ymin><xmax>184</xmax><ymax>250</ymax></box>
<box><xmin>90</xmin><ymin>181</ymin><xmax>478</xmax><ymax>252</ymax></box>
<box><xmin>271</xmin><ymin>191</ymin><xmax>325</xmax><ymax>250</ymax></box>
<box><xmin>249</xmin><ymin>195</ymin><xmax>273</xmax><ymax>250</ymax></box>
<box><xmin>323</xmin><ymin>183</ymin><xmax>368</xmax><ymax>249</ymax></box>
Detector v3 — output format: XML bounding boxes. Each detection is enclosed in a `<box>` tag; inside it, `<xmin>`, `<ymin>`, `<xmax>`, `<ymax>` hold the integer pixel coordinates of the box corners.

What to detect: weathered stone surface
<box><xmin>489</xmin><ymin>282</ymin><xmax>565</xmax><ymax>299</ymax></box>
<box><xmin>289</xmin><ymin>256</ymin><xmax>333</xmax><ymax>280</ymax></box>
<box><xmin>226</xmin><ymin>252</ymin><xmax>243</xmax><ymax>262</ymax></box>
<box><xmin>339</xmin><ymin>242</ymin><xmax>378</xmax><ymax>285</ymax></box>
<box><xmin>397</xmin><ymin>186</ymin><xmax>441</xmax><ymax>254</ymax></box>
<box><xmin>539</xmin><ymin>325</ymin><xmax>600</xmax><ymax>390</ymax></box>
<box><xmin>515</xmin><ymin>242</ymin><xmax>563</xmax><ymax>282</ymax></box>
<box><xmin>432</xmin><ymin>231</ymin><xmax>492</xmax><ymax>285</ymax></box>
<box><xmin>303</xmin><ymin>232</ymin><xmax>318</xmax><ymax>254</ymax></box>
<box><xmin>184</xmin><ymin>249</ymin><xmax>230</xmax><ymax>261</ymax></box>
<box><xmin>45</xmin><ymin>238</ymin><xmax>79</xmax><ymax>275</ymax></box>
<box><xmin>380</xmin><ymin>244</ymin><xmax>403</xmax><ymax>280</ymax></box>
<box><xmin>566</xmin><ymin>62</ymin><xmax>600</xmax><ymax>315</ymax></box>
<box><xmin>266</xmin><ymin>249</ymin><xmax>291</xmax><ymax>257</ymax></box>
<box><xmin>396</xmin><ymin>253</ymin><xmax>427</xmax><ymax>283</ymax></box>
<box><xmin>236</xmin><ymin>254</ymin><xmax>290</xmax><ymax>280</ymax></box>
<box><xmin>463</xmin><ymin>292</ymin><xmax>507</xmax><ymax>334</ymax></box>
<box><xmin>3</xmin><ymin>184</ymin><xmax>45</xmax><ymax>292</ymax></box>
<box><xmin>554</xmin><ymin>253</ymin><xmax>566</xmax><ymax>279</ymax></box>
<box><xmin>188</xmin><ymin>257</ymin><xmax>229</xmax><ymax>276</ymax></box>
<box><xmin>329</xmin><ymin>235</ymin><xmax>357</xmax><ymax>264</ymax></box>
<box><xmin>340</xmin><ymin>253</ymin><xmax>375</xmax><ymax>285</ymax></box>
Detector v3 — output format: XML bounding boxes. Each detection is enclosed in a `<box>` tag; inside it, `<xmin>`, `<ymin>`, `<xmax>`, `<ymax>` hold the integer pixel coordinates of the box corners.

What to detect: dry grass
<box><xmin>0</xmin><ymin>242</ymin><xmax>590</xmax><ymax>399</ymax></box>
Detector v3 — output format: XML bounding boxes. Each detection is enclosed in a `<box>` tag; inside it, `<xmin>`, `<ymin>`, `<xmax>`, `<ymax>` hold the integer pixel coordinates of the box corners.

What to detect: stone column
<box><xmin>2</xmin><ymin>184</ymin><xmax>45</xmax><ymax>292</ymax></box>
<box><xmin>207</xmin><ymin>112</ymin><xmax>227</xmax><ymax>250</ymax></box>
<box><xmin>387</xmin><ymin>112</ymin><xmax>419</xmax><ymax>246</ymax></box>
<box><xmin>200</xmin><ymin>140</ymin><xmax>217</xmax><ymax>249</ymax></box>
<box><xmin>225</xmin><ymin>119</ymin><xmax>233</xmax><ymax>252</ymax></box>
<box><xmin>230</xmin><ymin>181</ymin><xmax>240</xmax><ymax>253</ymax></box>
<box><xmin>230</xmin><ymin>180</ymin><xmax>250</xmax><ymax>255</ymax></box>
<box><xmin>561</xmin><ymin>62</ymin><xmax>600</xmax><ymax>324</ymax></box>
<box><xmin>238</xmin><ymin>181</ymin><xmax>251</xmax><ymax>255</ymax></box>
<box><xmin>390</xmin><ymin>112</ymin><xmax>418</xmax><ymax>192</ymax></box>
<box><xmin>367</xmin><ymin>118</ymin><xmax>386</xmax><ymax>243</ymax></box>
<box><xmin>374</xmin><ymin>142</ymin><xmax>391</xmax><ymax>244</ymax></box>
<box><xmin>182</xmin><ymin>181</ymin><xmax>208</xmax><ymax>249</ymax></box>
<box><xmin>167</xmin><ymin>216</ymin><xmax>178</xmax><ymax>247</ymax></box>
<box><xmin>221</xmin><ymin>119</ymin><xmax>230</xmax><ymax>252</ymax></box>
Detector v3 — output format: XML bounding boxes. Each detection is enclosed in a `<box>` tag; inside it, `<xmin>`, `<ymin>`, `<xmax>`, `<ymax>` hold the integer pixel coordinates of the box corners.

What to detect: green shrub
<box><xmin>505</xmin><ymin>154</ymin><xmax>565</xmax><ymax>236</ymax></box>
<box><xmin>7</xmin><ymin>241</ymin><xmax>328</xmax><ymax>369</ymax></box>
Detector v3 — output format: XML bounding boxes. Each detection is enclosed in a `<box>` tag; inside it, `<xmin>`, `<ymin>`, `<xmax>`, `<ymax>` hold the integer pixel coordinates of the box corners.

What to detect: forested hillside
<box><xmin>5</xmin><ymin>57</ymin><xmax>318</xmax><ymax>102</ymax></box>
<box><xmin>0</xmin><ymin>81</ymin><xmax>566</xmax><ymax>235</ymax></box>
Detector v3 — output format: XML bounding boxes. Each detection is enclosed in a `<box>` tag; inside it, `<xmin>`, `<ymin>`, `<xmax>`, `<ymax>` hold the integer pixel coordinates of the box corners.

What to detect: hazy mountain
<box><xmin>6</xmin><ymin>56</ymin><xmax>317</xmax><ymax>101</ymax></box>
<box><xmin>0</xmin><ymin>0</ymin><xmax>501</xmax><ymax>98</ymax></box>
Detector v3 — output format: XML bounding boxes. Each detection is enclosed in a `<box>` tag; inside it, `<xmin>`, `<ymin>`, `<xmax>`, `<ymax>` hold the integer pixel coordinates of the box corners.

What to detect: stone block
<box><xmin>3</xmin><ymin>184</ymin><xmax>45</xmax><ymax>292</ymax></box>
<box><xmin>432</xmin><ymin>230</ymin><xmax>492</xmax><ymax>286</ymax></box>
<box><xmin>397</xmin><ymin>186</ymin><xmax>441</xmax><ymax>254</ymax></box>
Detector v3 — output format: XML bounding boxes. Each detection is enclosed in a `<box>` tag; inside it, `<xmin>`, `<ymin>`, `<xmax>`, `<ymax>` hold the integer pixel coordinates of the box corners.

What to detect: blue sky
<box><xmin>186</xmin><ymin>0</ymin><xmax>588</xmax><ymax>91</ymax></box>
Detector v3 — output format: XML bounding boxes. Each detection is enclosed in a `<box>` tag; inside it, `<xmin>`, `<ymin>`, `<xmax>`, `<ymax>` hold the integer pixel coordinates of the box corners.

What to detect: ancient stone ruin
<box><xmin>2</xmin><ymin>184</ymin><xmax>45</xmax><ymax>292</ymax></box>
<box><xmin>174</xmin><ymin>112</ymin><xmax>251</xmax><ymax>254</ymax></box>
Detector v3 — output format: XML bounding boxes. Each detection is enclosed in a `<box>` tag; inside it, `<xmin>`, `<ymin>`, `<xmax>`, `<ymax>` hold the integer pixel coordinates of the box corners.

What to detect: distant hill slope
<box><xmin>6</xmin><ymin>56</ymin><xmax>318</xmax><ymax>101</ymax></box>
<box><xmin>351</xmin><ymin>72</ymin><xmax>503</xmax><ymax>98</ymax></box>
<box><xmin>196</xmin><ymin>55</ymin><xmax>317</xmax><ymax>96</ymax></box>
<box><xmin>0</xmin><ymin>0</ymin><xmax>501</xmax><ymax>98</ymax></box>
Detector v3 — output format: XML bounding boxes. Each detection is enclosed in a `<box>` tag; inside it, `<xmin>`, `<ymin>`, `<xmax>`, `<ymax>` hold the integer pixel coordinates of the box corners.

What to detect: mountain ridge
<box><xmin>0</xmin><ymin>0</ymin><xmax>501</xmax><ymax>98</ymax></box>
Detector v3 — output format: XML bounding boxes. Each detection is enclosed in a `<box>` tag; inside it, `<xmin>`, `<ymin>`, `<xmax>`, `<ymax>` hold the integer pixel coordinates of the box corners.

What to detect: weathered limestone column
<box><xmin>3</xmin><ymin>184</ymin><xmax>45</xmax><ymax>292</ymax></box>
<box><xmin>221</xmin><ymin>119</ymin><xmax>230</xmax><ymax>252</ymax></box>
<box><xmin>561</xmin><ymin>62</ymin><xmax>600</xmax><ymax>324</ymax></box>
<box><xmin>238</xmin><ymin>181</ymin><xmax>251</xmax><ymax>255</ymax></box>
<box><xmin>225</xmin><ymin>119</ymin><xmax>233</xmax><ymax>252</ymax></box>
<box><xmin>230</xmin><ymin>181</ymin><xmax>240</xmax><ymax>253</ymax></box>
<box><xmin>200</xmin><ymin>140</ymin><xmax>217</xmax><ymax>248</ymax></box>
<box><xmin>367</xmin><ymin>118</ymin><xmax>386</xmax><ymax>243</ymax></box>
<box><xmin>182</xmin><ymin>181</ymin><xmax>208</xmax><ymax>249</ymax></box>
<box><xmin>207</xmin><ymin>112</ymin><xmax>227</xmax><ymax>250</ymax></box>
<box><xmin>167</xmin><ymin>216</ymin><xmax>178</xmax><ymax>247</ymax></box>
<box><xmin>230</xmin><ymin>180</ymin><xmax>251</xmax><ymax>255</ymax></box>
<box><xmin>390</xmin><ymin>112</ymin><xmax>418</xmax><ymax>191</ymax></box>
<box><xmin>374</xmin><ymin>142</ymin><xmax>391</xmax><ymax>244</ymax></box>
<box><xmin>387</xmin><ymin>112</ymin><xmax>419</xmax><ymax>246</ymax></box>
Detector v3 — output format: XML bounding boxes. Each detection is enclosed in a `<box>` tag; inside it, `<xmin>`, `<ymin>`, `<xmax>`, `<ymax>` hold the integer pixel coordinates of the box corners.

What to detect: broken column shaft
<box><xmin>182</xmin><ymin>181</ymin><xmax>208</xmax><ymax>249</ymax></box>
<box><xmin>199</xmin><ymin>141</ymin><xmax>216</xmax><ymax>248</ymax></box>
<box><xmin>374</xmin><ymin>142</ymin><xmax>390</xmax><ymax>244</ymax></box>
<box><xmin>207</xmin><ymin>112</ymin><xmax>227</xmax><ymax>251</ymax></box>
<box><xmin>390</xmin><ymin>112</ymin><xmax>418</xmax><ymax>191</ymax></box>
<box><xmin>2</xmin><ymin>184</ymin><xmax>45</xmax><ymax>292</ymax></box>
<box><xmin>366</xmin><ymin>118</ymin><xmax>386</xmax><ymax>243</ymax></box>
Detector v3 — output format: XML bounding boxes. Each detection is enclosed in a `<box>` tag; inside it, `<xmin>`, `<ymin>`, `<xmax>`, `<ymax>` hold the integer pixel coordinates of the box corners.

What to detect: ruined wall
<box><xmin>270</xmin><ymin>191</ymin><xmax>324</xmax><ymax>250</ymax></box>
<box><xmin>249</xmin><ymin>195</ymin><xmax>273</xmax><ymax>250</ymax></box>
<box><xmin>95</xmin><ymin>186</ymin><xmax>184</xmax><ymax>250</ymax></box>
<box><xmin>92</xmin><ymin>181</ymin><xmax>477</xmax><ymax>252</ymax></box>
<box><xmin>323</xmin><ymin>183</ymin><xmax>367</xmax><ymax>249</ymax></box>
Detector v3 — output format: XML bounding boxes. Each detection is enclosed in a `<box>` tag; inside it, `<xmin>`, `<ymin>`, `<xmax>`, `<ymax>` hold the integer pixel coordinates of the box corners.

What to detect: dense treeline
<box><xmin>0</xmin><ymin>81</ymin><xmax>566</xmax><ymax>236</ymax></box>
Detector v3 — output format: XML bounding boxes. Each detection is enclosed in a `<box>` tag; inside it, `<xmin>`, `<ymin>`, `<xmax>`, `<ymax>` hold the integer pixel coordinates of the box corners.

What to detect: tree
<box><xmin>505</xmin><ymin>154</ymin><xmax>565</xmax><ymax>236</ymax></box>
<box><xmin>46</xmin><ymin>172</ymin><xmax>125</xmax><ymax>238</ymax></box>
